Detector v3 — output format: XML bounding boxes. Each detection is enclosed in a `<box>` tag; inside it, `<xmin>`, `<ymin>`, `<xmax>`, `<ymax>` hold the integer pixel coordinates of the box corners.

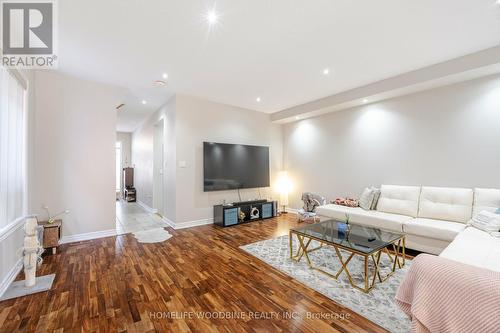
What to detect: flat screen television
<box><xmin>203</xmin><ymin>142</ymin><xmax>270</xmax><ymax>192</ymax></box>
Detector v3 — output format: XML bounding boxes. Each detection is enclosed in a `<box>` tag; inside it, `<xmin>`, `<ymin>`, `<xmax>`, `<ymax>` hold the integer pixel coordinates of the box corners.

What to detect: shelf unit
<box><xmin>213</xmin><ymin>200</ymin><xmax>278</xmax><ymax>227</ymax></box>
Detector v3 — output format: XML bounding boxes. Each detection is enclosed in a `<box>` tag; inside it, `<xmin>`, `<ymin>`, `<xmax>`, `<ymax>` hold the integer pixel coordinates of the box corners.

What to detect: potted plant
<box><xmin>345</xmin><ymin>213</ymin><xmax>351</xmax><ymax>232</ymax></box>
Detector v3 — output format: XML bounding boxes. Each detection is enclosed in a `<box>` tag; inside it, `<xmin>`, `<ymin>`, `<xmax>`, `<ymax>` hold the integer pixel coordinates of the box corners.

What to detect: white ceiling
<box><xmin>56</xmin><ymin>0</ymin><xmax>500</xmax><ymax>132</ymax></box>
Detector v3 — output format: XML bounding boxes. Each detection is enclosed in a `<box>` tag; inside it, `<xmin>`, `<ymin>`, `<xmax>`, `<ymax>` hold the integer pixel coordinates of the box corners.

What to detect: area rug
<box><xmin>240</xmin><ymin>235</ymin><xmax>411</xmax><ymax>333</ymax></box>
<box><xmin>133</xmin><ymin>228</ymin><xmax>172</xmax><ymax>243</ymax></box>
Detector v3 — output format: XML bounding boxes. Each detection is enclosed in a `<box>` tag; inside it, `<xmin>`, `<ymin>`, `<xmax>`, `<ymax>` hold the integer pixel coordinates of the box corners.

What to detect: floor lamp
<box><xmin>277</xmin><ymin>171</ymin><xmax>292</xmax><ymax>214</ymax></box>
<box><xmin>280</xmin><ymin>191</ymin><xmax>289</xmax><ymax>214</ymax></box>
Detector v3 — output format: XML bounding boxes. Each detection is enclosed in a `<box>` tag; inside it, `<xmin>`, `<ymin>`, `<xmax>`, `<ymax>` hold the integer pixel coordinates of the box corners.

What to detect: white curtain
<box><xmin>0</xmin><ymin>67</ymin><xmax>27</xmax><ymax>229</ymax></box>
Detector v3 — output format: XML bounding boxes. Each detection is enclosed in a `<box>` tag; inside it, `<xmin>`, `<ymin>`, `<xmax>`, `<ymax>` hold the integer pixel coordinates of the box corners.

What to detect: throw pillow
<box><xmin>470</xmin><ymin>210</ymin><xmax>500</xmax><ymax>233</ymax></box>
<box><xmin>370</xmin><ymin>187</ymin><xmax>381</xmax><ymax>210</ymax></box>
<box><xmin>331</xmin><ymin>198</ymin><xmax>359</xmax><ymax>207</ymax></box>
<box><xmin>359</xmin><ymin>188</ymin><xmax>375</xmax><ymax>211</ymax></box>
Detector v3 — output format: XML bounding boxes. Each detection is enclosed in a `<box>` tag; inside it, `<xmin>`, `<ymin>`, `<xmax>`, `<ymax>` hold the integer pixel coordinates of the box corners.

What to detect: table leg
<box><xmin>297</xmin><ymin>235</ymin><xmax>315</xmax><ymax>265</ymax></box>
<box><xmin>364</xmin><ymin>255</ymin><xmax>369</xmax><ymax>291</ymax></box>
<box><xmin>334</xmin><ymin>252</ymin><xmax>354</xmax><ymax>279</ymax></box>
<box><xmin>402</xmin><ymin>236</ymin><xmax>406</xmax><ymax>266</ymax></box>
<box><xmin>392</xmin><ymin>239</ymin><xmax>402</xmax><ymax>272</ymax></box>
<box><xmin>371</xmin><ymin>251</ymin><xmax>382</xmax><ymax>285</ymax></box>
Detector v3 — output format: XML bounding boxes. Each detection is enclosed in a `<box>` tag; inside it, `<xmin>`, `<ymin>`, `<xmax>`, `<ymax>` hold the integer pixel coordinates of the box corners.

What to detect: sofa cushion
<box><xmin>376</xmin><ymin>185</ymin><xmax>421</xmax><ymax>217</ymax></box>
<box><xmin>440</xmin><ymin>227</ymin><xmax>500</xmax><ymax>272</ymax></box>
<box><xmin>316</xmin><ymin>204</ymin><xmax>411</xmax><ymax>232</ymax></box>
<box><xmin>370</xmin><ymin>187</ymin><xmax>381</xmax><ymax>210</ymax></box>
<box><xmin>359</xmin><ymin>187</ymin><xmax>375</xmax><ymax>210</ymax></box>
<box><xmin>418</xmin><ymin>186</ymin><xmax>473</xmax><ymax>223</ymax></box>
<box><xmin>403</xmin><ymin>218</ymin><xmax>466</xmax><ymax>242</ymax></box>
<box><xmin>473</xmin><ymin>188</ymin><xmax>500</xmax><ymax>217</ymax></box>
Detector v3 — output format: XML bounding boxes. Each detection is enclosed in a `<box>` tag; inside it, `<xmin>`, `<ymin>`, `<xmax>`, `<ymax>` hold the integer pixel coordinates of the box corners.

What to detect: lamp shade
<box><xmin>275</xmin><ymin>171</ymin><xmax>292</xmax><ymax>206</ymax></box>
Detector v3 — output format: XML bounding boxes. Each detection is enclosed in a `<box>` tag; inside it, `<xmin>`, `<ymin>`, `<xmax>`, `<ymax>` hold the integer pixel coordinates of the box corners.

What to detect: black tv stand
<box><xmin>214</xmin><ymin>200</ymin><xmax>278</xmax><ymax>227</ymax></box>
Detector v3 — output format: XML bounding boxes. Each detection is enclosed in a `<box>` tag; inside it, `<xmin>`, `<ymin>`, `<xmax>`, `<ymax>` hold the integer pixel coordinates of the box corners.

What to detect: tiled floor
<box><xmin>115</xmin><ymin>200</ymin><xmax>168</xmax><ymax>235</ymax></box>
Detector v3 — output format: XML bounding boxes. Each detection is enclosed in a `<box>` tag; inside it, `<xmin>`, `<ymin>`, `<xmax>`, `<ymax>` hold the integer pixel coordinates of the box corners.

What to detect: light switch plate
<box><xmin>178</xmin><ymin>160</ymin><xmax>187</xmax><ymax>168</ymax></box>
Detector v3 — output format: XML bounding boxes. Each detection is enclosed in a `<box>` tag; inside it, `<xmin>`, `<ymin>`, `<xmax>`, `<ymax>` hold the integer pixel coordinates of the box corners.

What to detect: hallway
<box><xmin>115</xmin><ymin>201</ymin><xmax>169</xmax><ymax>236</ymax></box>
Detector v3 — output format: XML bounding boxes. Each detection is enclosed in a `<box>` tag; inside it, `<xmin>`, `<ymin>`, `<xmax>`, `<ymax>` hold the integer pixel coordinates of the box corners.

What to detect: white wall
<box><xmin>174</xmin><ymin>95</ymin><xmax>283</xmax><ymax>225</ymax></box>
<box><xmin>131</xmin><ymin>95</ymin><xmax>283</xmax><ymax>226</ymax></box>
<box><xmin>116</xmin><ymin>132</ymin><xmax>132</xmax><ymax>167</ymax></box>
<box><xmin>132</xmin><ymin>97</ymin><xmax>176</xmax><ymax>221</ymax></box>
<box><xmin>152</xmin><ymin>120</ymin><xmax>165</xmax><ymax>215</ymax></box>
<box><xmin>283</xmin><ymin>74</ymin><xmax>500</xmax><ymax>209</ymax></box>
<box><xmin>32</xmin><ymin>71</ymin><xmax>124</xmax><ymax>237</ymax></box>
<box><xmin>132</xmin><ymin>75</ymin><xmax>500</xmax><ymax>226</ymax></box>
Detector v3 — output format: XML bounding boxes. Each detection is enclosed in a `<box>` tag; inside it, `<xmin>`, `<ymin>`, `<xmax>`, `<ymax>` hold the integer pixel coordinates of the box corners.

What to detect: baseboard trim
<box><xmin>0</xmin><ymin>257</ymin><xmax>23</xmax><ymax>299</ymax></box>
<box><xmin>160</xmin><ymin>217</ymin><xmax>213</xmax><ymax>230</ymax></box>
<box><xmin>136</xmin><ymin>200</ymin><xmax>158</xmax><ymax>214</ymax></box>
<box><xmin>160</xmin><ymin>216</ymin><xmax>176</xmax><ymax>229</ymax></box>
<box><xmin>60</xmin><ymin>229</ymin><xmax>117</xmax><ymax>244</ymax></box>
<box><xmin>175</xmin><ymin>218</ymin><xmax>213</xmax><ymax>229</ymax></box>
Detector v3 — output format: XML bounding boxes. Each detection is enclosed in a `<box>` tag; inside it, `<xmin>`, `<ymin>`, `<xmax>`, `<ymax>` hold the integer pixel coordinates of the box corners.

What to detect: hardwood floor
<box><xmin>0</xmin><ymin>215</ymin><xmax>392</xmax><ymax>333</ymax></box>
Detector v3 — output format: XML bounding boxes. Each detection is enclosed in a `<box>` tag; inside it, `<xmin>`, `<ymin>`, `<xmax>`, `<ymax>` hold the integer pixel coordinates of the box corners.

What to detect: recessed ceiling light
<box><xmin>206</xmin><ymin>9</ymin><xmax>218</xmax><ymax>25</ymax></box>
<box><xmin>362</xmin><ymin>99</ymin><xmax>368</xmax><ymax>104</ymax></box>
<box><xmin>162</xmin><ymin>73</ymin><xmax>168</xmax><ymax>79</ymax></box>
<box><xmin>256</xmin><ymin>97</ymin><xmax>261</xmax><ymax>102</ymax></box>
<box><xmin>142</xmin><ymin>100</ymin><xmax>147</xmax><ymax>105</ymax></box>
<box><xmin>295</xmin><ymin>116</ymin><xmax>300</xmax><ymax>120</ymax></box>
<box><xmin>323</xmin><ymin>68</ymin><xmax>330</xmax><ymax>75</ymax></box>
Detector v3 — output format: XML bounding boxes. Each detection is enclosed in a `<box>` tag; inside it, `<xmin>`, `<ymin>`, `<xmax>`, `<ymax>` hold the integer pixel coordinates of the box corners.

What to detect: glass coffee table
<box><xmin>289</xmin><ymin>219</ymin><xmax>406</xmax><ymax>293</ymax></box>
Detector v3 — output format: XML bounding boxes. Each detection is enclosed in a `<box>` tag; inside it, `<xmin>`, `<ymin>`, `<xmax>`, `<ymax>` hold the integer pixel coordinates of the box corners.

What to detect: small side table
<box><xmin>38</xmin><ymin>220</ymin><xmax>62</xmax><ymax>254</ymax></box>
<box><xmin>123</xmin><ymin>187</ymin><xmax>136</xmax><ymax>202</ymax></box>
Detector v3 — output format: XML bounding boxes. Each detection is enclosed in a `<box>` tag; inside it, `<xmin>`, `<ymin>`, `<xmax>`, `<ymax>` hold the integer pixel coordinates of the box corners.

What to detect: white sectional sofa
<box><xmin>440</xmin><ymin>226</ymin><xmax>500</xmax><ymax>272</ymax></box>
<box><xmin>316</xmin><ymin>185</ymin><xmax>500</xmax><ymax>257</ymax></box>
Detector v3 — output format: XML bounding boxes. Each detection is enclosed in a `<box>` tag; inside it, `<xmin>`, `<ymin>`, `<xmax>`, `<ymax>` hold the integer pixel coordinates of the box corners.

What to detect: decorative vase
<box><xmin>238</xmin><ymin>209</ymin><xmax>246</xmax><ymax>222</ymax></box>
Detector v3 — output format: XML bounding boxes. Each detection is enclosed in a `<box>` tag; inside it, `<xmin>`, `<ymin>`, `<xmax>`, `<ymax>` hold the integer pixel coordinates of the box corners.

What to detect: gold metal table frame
<box><xmin>289</xmin><ymin>229</ymin><xmax>406</xmax><ymax>293</ymax></box>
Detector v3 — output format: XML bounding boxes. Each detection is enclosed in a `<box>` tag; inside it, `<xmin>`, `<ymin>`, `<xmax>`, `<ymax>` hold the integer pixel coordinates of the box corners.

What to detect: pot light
<box><xmin>141</xmin><ymin>100</ymin><xmax>147</xmax><ymax>105</ymax></box>
<box><xmin>323</xmin><ymin>68</ymin><xmax>330</xmax><ymax>75</ymax></box>
<box><xmin>206</xmin><ymin>9</ymin><xmax>218</xmax><ymax>25</ymax></box>
<box><xmin>295</xmin><ymin>116</ymin><xmax>300</xmax><ymax>120</ymax></box>
<box><xmin>162</xmin><ymin>73</ymin><xmax>168</xmax><ymax>79</ymax></box>
<box><xmin>256</xmin><ymin>97</ymin><xmax>261</xmax><ymax>102</ymax></box>
<box><xmin>362</xmin><ymin>99</ymin><xmax>368</xmax><ymax>104</ymax></box>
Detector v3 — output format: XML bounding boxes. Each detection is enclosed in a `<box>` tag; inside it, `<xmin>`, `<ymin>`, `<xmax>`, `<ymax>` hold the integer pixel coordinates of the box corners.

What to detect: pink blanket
<box><xmin>395</xmin><ymin>254</ymin><xmax>500</xmax><ymax>333</ymax></box>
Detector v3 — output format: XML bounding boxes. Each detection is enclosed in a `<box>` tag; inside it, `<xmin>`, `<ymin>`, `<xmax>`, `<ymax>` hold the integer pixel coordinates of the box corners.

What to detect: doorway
<box><xmin>153</xmin><ymin>119</ymin><xmax>165</xmax><ymax>216</ymax></box>
<box><xmin>115</xmin><ymin>129</ymin><xmax>169</xmax><ymax>238</ymax></box>
<box><xmin>115</xmin><ymin>141</ymin><xmax>122</xmax><ymax>200</ymax></box>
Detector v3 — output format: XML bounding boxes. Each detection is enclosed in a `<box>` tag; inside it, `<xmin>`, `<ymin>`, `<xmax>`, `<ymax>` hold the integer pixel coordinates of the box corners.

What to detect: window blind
<box><xmin>0</xmin><ymin>67</ymin><xmax>27</xmax><ymax>230</ymax></box>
